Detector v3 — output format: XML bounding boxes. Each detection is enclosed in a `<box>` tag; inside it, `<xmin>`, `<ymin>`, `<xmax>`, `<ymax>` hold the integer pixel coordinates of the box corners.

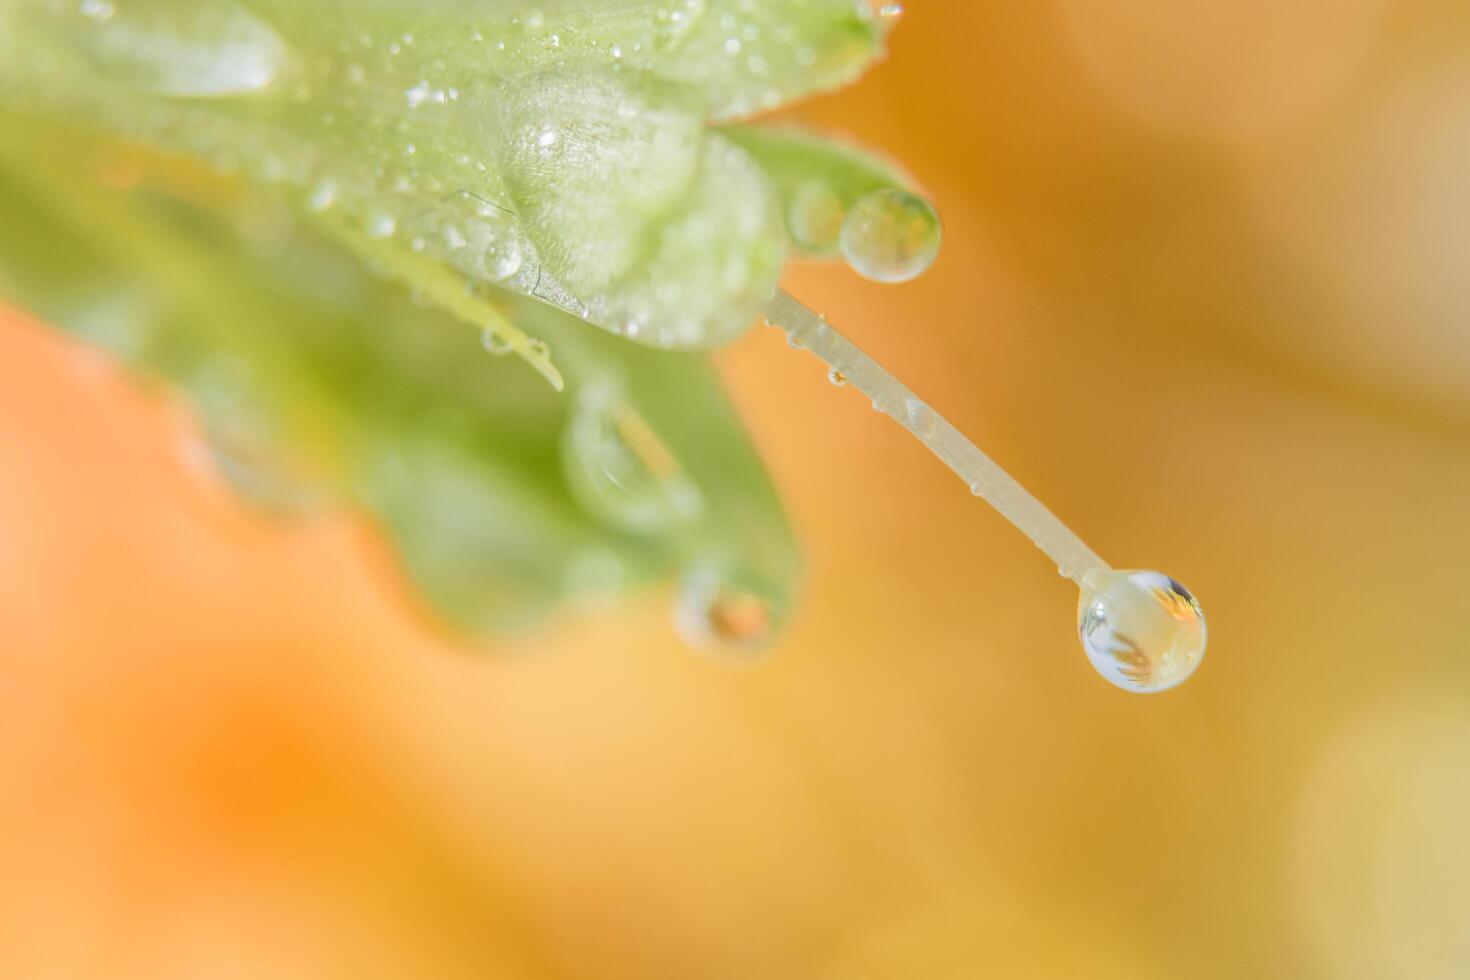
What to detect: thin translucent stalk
<box><xmin>765</xmin><ymin>289</ymin><xmax>1109</xmax><ymax>584</ymax></box>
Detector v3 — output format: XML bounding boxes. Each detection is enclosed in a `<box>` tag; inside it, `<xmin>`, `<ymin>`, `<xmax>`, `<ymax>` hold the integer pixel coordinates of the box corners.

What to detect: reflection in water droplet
<box><xmin>562</xmin><ymin>383</ymin><xmax>702</xmax><ymax>534</ymax></box>
<box><xmin>65</xmin><ymin>0</ymin><xmax>286</xmax><ymax>97</ymax></box>
<box><xmin>1078</xmin><ymin>570</ymin><xmax>1207</xmax><ymax>693</ymax></box>
<box><xmin>840</xmin><ymin>188</ymin><xmax>943</xmax><ymax>283</ymax></box>
<box><xmin>675</xmin><ymin>566</ymin><xmax>787</xmax><ymax>654</ymax></box>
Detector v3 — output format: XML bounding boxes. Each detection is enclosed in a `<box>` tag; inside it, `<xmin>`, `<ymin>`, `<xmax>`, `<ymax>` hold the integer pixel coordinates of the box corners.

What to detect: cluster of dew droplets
<box><xmin>51</xmin><ymin>0</ymin><xmax>541</xmax><ymax>312</ymax></box>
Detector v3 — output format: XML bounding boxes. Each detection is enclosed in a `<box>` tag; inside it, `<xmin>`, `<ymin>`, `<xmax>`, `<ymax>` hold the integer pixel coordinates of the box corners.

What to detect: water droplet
<box><xmin>839</xmin><ymin>189</ymin><xmax>943</xmax><ymax>284</ymax></box>
<box><xmin>307</xmin><ymin>180</ymin><xmax>337</xmax><ymax>212</ymax></box>
<box><xmin>79</xmin><ymin>0</ymin><xmax>114</xmax><ymax>22</ymax></box>
<box><xmin>879</xmin><ymin>3</ymin><xmax>905</xmax><ymax>20</ymax></box>
<box><xmin>464</xmin><ymin>221</ymin><xmax>523</xmax><ymax>282</ymax></box>
<box><xmin>480</xmin><ymin>330</ymin><xmax>512</xmax><ymax>356</ymax></box>
<box><xmin>68</xmin><ymin>0</ymin><xmax>286</xmax><ymax>97</ymax></box>
<box><xmin>367</xmin><ymin>213</ymin><xmax>397</xmax><ymax>238</ymax></box>
<box><xmin>1078</xmin><ymin>570</ymin><xmax>1207</xmax><ymax>694</ymax></box>
<box><xmin>674</xmin><ymin>566</ymin><xmax>787</xmax><ymax>654</ymax></box>
<box><xmin>905</xmin><ymin>397</ymin><xmax>937</xmax><ymax>437</ymax></box>
<box><xmin>788</xmin><ymin>181</ymin><xmax>846</xmax><ymax>252</ymax></box>
<box><xmin>562</xmin><ymin>383</ymin><xmax>702</xmax><ymax>534</ymax></box>
<box><xmin>828</xmin><ymin>368</ymin><xmax>848</xmax><ymax>386</ymax></box>
<box><xmin>786</xmin><ymin>333</ymin><xmax>804</xmax><ymax>350</ymax></box>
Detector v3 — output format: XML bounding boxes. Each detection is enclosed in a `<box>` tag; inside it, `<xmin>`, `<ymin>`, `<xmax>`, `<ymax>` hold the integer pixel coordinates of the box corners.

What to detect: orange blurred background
<box><xmin>3</xmin><ymin>1</ymin><xmax>1470</xmax><ymax>976</ymax></box>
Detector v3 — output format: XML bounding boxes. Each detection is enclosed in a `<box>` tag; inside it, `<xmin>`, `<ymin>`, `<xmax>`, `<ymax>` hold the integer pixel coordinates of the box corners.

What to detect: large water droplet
<box><xmin>1078</xmin><ymin>570</ymin><xmax>1207</xmax><ymax>693</ymax></box>
<box><xmin>839</xmin><ymin>189</ymin><xmax>942</xmax><ymax>283</ymax></box>
<box><xmin>64</xmin><ymin>0</ymin><xmax>286</xmax><ymax>97</ymax></box>
<box><xmin>674</xmin><ymin>565</ymin><xmax>788</xmax><ymax>654</ymax></box>
<box><xmin>464</xmin><ymin>220</ymin><xmax>524</xmax><ymax>282</ymax></box>
<box><xmin>562</xmin><ymin>383</ymin><xmax>702</xmax><ymax>534</ymax></box>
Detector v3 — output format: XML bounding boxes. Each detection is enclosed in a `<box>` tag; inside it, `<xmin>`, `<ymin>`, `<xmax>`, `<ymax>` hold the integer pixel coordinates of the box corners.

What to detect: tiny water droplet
<box><xmin>481</xmin><ymin>330</ymin><xmax>512</xmax><ymax>356</ymax></box>
<box><xmin>828</xmin><ymin>369</ymin><xmax>848</xmax><ymax>386</ymax></box>
<box><xmin>786</xmin><ymin>333</ymin><xmax>804</xmax><ymax>350</ymax></box>
<box><xmin>367</xmin><ymin>213</ymin><xmax>397</xmax><ymax>238</ymax></box>
<box><xmin>879</xmin><ymin>3</ymin><xmax>905</xmax><ymax>19</ymax></box>
<box><xmin>79</xmin><ymin>0</ymin><xmax>114</xmax><ymax>22</ymax></box>
<box><xmin>1078</xmin><ymin>570</ymin><xmax>1207</xmax><ymax>694</ymax></box>
<box><xmin>840</xmin><ymin>188</ymin><xmax>943</xmax><ymax>284</ymax></box>
<box><xmin>307</xmin><ymin>180</ymin><xmax>337</xmax><ymax>212</ymax></box>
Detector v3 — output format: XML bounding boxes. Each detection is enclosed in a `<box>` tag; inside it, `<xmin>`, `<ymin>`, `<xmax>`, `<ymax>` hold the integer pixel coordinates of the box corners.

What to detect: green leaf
<box><xmin>2</xmin><ymin>0</ymin><xmax>890</xmax><ymax>351</ymax></box>
<box><xmin>0</xmin><ymin>1</ymin><xmax>937</xmax><ymax>642</ymax></box>
<box><xmin>0</xmin><ymin>121</ymin><xmax>798</xmax><ymax>636</ymax></box>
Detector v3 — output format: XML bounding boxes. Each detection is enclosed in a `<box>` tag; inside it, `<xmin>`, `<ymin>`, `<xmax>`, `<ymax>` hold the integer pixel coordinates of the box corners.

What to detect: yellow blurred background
<box><xmin>3</xmin><ymin>1</ymin><xmax>1469</xmax><ymax>976</ymax></box>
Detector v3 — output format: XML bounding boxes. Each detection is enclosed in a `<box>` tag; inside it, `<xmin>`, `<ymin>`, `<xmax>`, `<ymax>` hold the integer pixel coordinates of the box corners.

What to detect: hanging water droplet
<box><xmin>480</xmin><ymin>329</ymin><xmax>512</xmax><ymax>356</ymax></box>
<box><xmin>1077</xmin><ymin>570</ymin><xmax>1207</xmax><ymax>694</ymax></box>
<box><xmin>828</xmin><ymin>369</ymin><xmax>848</xmax><ymax>386</ymax></box>
<box><xmin>839</xmin><ymin>188</ymin><xmax>943</xmax><ymax>284</ymax></box>
<box><xmin>562</xmin><ymin>383</ymin><xmax>702</xmax><ymax>534</ymax></box>
<box><xmin>64</xmin><ymin>0</ymin><xmax>286</xmax><ymax>97</ymax></box>
<box><xmin>674</xmin><ymin>565</ymin><xmax>788</xmax><ymax>654</ymax></box>
<box><xmin>788</xmin><ymin>181</ymin><xmax>846</xmax><ymax>252</ymax></box>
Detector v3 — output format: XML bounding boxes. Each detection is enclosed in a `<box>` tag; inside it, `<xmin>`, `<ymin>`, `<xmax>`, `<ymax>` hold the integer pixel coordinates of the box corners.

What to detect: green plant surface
<box><xmin>0</xmin><ymin>0</ymin><xmax>930</xmax><ymax>641</ymax></box>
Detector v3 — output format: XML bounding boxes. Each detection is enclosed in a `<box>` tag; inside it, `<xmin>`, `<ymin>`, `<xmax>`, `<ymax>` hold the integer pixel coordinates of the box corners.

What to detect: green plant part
<box><xmin>0</xmin><ymin>1</ymin><xmax>1207</xmax><ymax>687</ymax></box>
<box><xmin>0</xmin><ymin>0</ymin><xmax>911</xmax><ymax>645</ymax></box>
